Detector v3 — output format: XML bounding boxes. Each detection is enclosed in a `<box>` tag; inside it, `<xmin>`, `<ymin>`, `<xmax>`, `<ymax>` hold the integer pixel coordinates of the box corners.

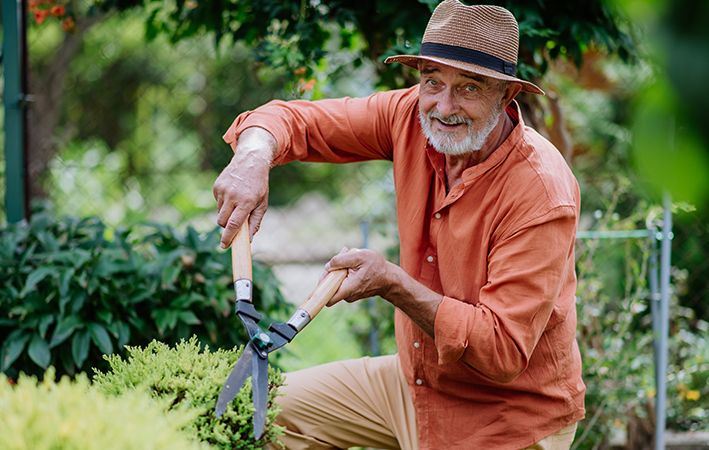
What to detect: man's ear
<box><xmin>501</xmin><ymin>82</ymin><xmax>523</xmax><ymax>107</ymax></box>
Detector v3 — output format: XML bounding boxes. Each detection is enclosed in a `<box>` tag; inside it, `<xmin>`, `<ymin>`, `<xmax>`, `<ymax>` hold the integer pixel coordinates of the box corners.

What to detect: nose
<box><xmin>434</xmin><ymin>88</ymin><xmax>459</xmax><ymax>117</ymax></box>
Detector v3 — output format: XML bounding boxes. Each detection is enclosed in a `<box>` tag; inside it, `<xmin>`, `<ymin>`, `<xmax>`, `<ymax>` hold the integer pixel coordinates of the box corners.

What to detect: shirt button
<box><xmin>416</xmin><ymin>379</ymin><xmax>423</xmax><ymax>386</ymax></box>
<box><xmin>414</xmin><ymin>342</ymin><xmax>420</xmax><ymax>348</ymax></box>
<box><xmin>434</xmin><ymin>213</ymin><xmax>441</xmax><ymax>219</ymax></box>
<box><xmin>426</xmin><ymin>256</ymin><xmax>434</xmax><ymax>263</ymax></box>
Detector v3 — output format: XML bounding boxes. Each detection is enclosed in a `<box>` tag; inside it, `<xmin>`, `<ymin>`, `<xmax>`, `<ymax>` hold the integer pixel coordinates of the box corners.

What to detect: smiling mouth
<box><xmin>429</xmin><ymin>112</ymin><xmax>471</xmax><ymax>129</ymax></box>
<box><xmin>436</xmin><ymin>118</ymin><xmax>463</xmax><ymax>127</ymax></box>
<box><xmin>434</xmin><ymin>118</ymin><xmax>470</xmax><ymax>133</ymax></box>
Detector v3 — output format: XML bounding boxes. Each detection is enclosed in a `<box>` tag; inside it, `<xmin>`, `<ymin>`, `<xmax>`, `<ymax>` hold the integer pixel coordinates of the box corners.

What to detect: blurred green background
<box><xmin>2</xmin><ymin>0</ymin><xmax>708</xmax><ymax>448</ymax></box>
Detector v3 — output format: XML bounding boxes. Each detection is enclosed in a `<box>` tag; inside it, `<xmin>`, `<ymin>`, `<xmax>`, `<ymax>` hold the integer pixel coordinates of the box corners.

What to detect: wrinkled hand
<box><xmin>320</xmin><ymin>247</ymin><xmax>443</xmax><ymax>339</ymax></box>
<box><xmin>322</xmin><ymin>248</ymin><xmax>396</xmax><ymax>306</ymax></box>
<box><xmin>213</xmin><ymin>127</ymin><xmax>276</xmax><ymax>248</ymax></box>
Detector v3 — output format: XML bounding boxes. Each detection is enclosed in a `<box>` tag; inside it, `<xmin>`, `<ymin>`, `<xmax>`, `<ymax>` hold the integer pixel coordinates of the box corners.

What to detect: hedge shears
<box><xmin>214</xmin><ymin>222</ymin><xmax>347</xmax><ymax>440</ymax></box>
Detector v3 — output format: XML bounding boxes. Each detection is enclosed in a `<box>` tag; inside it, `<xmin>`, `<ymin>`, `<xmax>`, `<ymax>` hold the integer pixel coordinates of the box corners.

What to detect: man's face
<box><xmin>418</xmin><ymin>61</ymin><xmax>507</xmax><ymax>155</ymax></box>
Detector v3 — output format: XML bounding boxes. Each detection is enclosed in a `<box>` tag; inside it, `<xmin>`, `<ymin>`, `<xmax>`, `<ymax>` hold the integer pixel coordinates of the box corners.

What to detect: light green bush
<box><xmin>93</xmin><ymin>337</ymin><xmax>285</xmax><ymax>450</ymax></box>
<box><xmin>0</xmin><ymin>369</ymin><xmax>207</xmax><ymax>450</ymax></box>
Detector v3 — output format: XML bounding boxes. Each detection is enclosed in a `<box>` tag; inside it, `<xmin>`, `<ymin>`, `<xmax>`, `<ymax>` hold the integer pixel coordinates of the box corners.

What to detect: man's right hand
<box><xmin>213</xmin><ymin>126</ymin><xmax>277</xmax><ymax>248</ymax></box>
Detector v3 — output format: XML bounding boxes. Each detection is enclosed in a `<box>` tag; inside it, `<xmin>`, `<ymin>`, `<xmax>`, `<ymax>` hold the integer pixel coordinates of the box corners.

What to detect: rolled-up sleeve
<box><xmin>221</xmin><ymin>89</ymin><xmax>421</xmax><ymax>165</ymax></box>
<box><xmin>433</xmin><ymin>206</ymin><xmax>577</xmax><ymax>383</ymax></box>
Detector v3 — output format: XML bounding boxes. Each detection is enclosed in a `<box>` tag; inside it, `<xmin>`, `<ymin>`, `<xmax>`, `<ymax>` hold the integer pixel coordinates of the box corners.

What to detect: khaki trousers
<box><xmin>270</xmin><ymin>355</ymin><xmax>577</xmax><ymax>450</ymax></box>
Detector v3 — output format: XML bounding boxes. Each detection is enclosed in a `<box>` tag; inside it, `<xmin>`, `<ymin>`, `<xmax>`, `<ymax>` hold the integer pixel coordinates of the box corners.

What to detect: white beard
<box><xmin>419</xmin><ymin>101</ymin><xmax>504</xmax><ymax>155</ymax></box>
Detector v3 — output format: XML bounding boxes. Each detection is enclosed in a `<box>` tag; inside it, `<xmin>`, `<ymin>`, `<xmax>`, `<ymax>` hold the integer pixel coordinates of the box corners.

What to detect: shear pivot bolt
<box><xmin>253</xmin><ymin>332</ymin><xmax>272</xmax><ymax>350</ymax></box>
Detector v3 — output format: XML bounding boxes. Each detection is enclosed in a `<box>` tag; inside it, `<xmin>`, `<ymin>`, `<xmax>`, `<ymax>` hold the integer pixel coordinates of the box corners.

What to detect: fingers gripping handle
<box><xmin>287</xmin><ymin>268</ymin><xmax>347</xmax><ymax>332</ymax></box>
<box><xmin>232</xmin><ymin>221</ymin><xmax>253</xmax><ymax>301</ymax></box>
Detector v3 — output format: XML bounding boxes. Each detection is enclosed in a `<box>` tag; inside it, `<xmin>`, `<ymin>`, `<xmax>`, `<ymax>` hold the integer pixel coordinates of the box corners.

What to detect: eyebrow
<box><xmin>420</xmin><ymin>66</ymin><xmax>489</xmax><ymax>85</ymax></box>
<box><xmin>420</xmin><ymin>67</ymin><xmax>440</xmax><ymax>75</ymax></box>
<box><xmin>461</xmin><ymin>73</ymin><xmax>487</xmax><ymax>84</ymax></box>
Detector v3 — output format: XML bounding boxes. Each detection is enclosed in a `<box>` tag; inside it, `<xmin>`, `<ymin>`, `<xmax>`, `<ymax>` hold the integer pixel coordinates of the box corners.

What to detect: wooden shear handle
<box><xmin>231</xmin><ymin>221</ymin><xmax>252</xmax><ymax>283</ymax></box>
<box><xmin>295</xmin><ymin>248</ymin><xmax>357</xmax><ymax>323</ymax></box>
<box><xmin>297</xmin><ymin>268</ymin><xmax>348</xmax><ymax>320</ymax></box>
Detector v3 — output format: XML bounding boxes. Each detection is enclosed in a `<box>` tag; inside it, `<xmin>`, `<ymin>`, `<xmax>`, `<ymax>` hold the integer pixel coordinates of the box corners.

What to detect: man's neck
<box><xmin>445</xmin><ymin>110</ymin><xmax>514</xmax><ymax>192</ymax></box>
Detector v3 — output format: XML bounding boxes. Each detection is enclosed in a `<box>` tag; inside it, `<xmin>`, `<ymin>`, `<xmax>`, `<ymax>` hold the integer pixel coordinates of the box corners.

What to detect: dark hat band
<box><xmin>419</xmin><ymin>42</ymin><xmax>517</xmax><ymax>76</ymax></box>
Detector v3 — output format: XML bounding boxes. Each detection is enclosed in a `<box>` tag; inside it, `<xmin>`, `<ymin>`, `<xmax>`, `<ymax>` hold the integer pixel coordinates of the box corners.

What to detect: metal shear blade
<box><xmin>214</xmin><ymin>302</ymin><xmax>295</xmax><ymax>440</ymax></box>
<box><xmin>215</xmin><ymin>343</ymin><xmax>255</xmax><ymax>418</ymax></box>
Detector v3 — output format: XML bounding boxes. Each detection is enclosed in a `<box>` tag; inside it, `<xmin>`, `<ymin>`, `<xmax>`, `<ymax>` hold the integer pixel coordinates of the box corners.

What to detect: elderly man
<box><xmin>213</xmin><ymin>1</ymin><xmax>585</xmax><ymax>449</ymax></box>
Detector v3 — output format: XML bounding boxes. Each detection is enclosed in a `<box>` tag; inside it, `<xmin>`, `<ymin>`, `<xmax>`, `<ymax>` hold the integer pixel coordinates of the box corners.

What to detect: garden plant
<box><xmin>94</xmin><ymin>337</ymin><xmax>285</xmax><ymax>449</ymax></box>
<box><xmin>0</xmin><ymin>207</ymin><xmax>291</xmax><ymax>379</ymax></box>
<box><xmin>0</xmin><ymin>337</ymin><xmax>285</xmax><ymax>449</ymax></box>
<box><xmin>0</xmin><ymin>368</ymin><xmax>208</xmax><ymax>450</ymax></box>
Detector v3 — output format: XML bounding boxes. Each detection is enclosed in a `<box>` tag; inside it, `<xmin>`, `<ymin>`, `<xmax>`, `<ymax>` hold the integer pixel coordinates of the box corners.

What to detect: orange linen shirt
<box><xmin>224</xmin><ymin>85</ymin><xmax>586</xmax><ymax>450</ymax></box>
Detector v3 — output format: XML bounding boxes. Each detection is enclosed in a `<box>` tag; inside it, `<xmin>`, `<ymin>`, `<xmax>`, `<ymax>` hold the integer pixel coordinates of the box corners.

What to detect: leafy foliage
<box><xmin>624</xmin><ymin>0</ymin><xmax>709</xmax><ymax>214</ymax></box>
<box><xmin>663</xmin><ymin>291</ymin><xmax>709</xmax><ymax>432</ymax></box>
<box><xmin>573</xmin><ymin>230</ymin><xmax>656</xmax><ymax>447</ymax></box>
<box><xmin>94</xmin><ymin>337</ymin><xmax>285</xmax><ymax>450</ymax></box>
<box><xmin>0</xmin><ymin>207</ymin><xmax>290</xmax><ymax>379</ymax></box>
<box><xmin>0</xmin><ymin>369</ymin><xmax>207</xmax><ymax>450</ymax></box>
<box><xmin>571</xmin><ymin>197</ymin><xmax>709</xmax><ymax>448</ymax></box>
<box><xmin>506</xmin><ymin>0</ymin><xmax>633</xmax><ymax>76</ymax></box>
<box><xmin>58</xmin><ymin>0</ymin><xmax>634</xmax><ymax>88</ymax></box>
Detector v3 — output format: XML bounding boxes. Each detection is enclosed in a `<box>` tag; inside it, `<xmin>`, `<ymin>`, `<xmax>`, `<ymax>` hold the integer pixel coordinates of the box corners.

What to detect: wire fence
<box><xmin>3</xmin><ymin>13</ymin><xmax>709</xmax><ymax>449</ymax></box>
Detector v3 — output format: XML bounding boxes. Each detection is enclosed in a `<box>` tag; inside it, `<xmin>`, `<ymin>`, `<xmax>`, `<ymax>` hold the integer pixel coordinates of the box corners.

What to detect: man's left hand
<box><xmin>322</xmin><ymin>248</ymin><xmax>395</xmax><ymax>306</ymax></box>
<box><xmin>321</xmin><ymin>248</ymin><xmax>443</xmax><ymax>339</ymax></box>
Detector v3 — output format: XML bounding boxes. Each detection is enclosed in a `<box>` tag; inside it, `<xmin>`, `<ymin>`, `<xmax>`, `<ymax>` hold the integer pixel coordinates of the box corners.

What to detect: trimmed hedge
<box><xmin>0</xmin><ymin>369</ymin><xmax>208</xmax><ymax>450</ymax></box>
<box><xmin>94</xmin><ymin>337</ymin><xmax>284</xmax><ymax>450</ymax></box>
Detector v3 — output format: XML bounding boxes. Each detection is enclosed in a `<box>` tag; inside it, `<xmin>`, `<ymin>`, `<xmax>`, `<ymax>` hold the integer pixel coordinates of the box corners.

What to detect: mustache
<box><xmin>427</xmin><ymin>111</ymin><xmax>472</xmax><ymax>126</ymax></box>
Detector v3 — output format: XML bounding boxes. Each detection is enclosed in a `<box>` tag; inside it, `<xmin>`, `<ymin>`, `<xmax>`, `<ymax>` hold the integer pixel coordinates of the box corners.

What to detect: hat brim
<box><xmin>385</xmin><ymin>54</ymin><xmax>545</xmax><ymax>96</ymax></box>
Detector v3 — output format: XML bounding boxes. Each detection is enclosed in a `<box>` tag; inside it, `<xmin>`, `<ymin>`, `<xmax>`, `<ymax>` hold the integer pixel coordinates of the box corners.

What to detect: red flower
<box><xmin>50</xmin><ymin>4</ymin><xmax>65</xmax><ymax>16</ymax></box>
<box><xmin>33</xmin><ymin>9</ymin><xmax>49</xmax><ymax>25</ymax></box>
<box><xmin>301</xmin><ymin>79</ymin><xmax>316</xmax><ymax>91</ymax></box>
<box><xmin>62</xmin><ymin>15</ymin><xmax>75</xmax><ymax>32</ymax></box>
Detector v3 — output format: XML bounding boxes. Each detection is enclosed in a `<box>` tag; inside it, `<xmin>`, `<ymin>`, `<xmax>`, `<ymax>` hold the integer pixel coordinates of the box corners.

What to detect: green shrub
<box><xmin>0</xmin><ymin>369</ymin><xmax>207</xmax><ymax>450</ymax></box>
<box><xmin>572</xmin><ymin>200</ymin><xmax>709</xmax><ymax>447</ymax></box>
<box><xmin>93</xmin><ymin>337</ymin><xmax>284</xmax><ymax>450</ymax></box>
<box><xmin>0</xmin><ymin>208</ymin><xmax>290</xmax><ymax>378</ymax></box>
<box><xmin>664</xmin><ymin>301</ymin><xmax>709</xmax><ymax>432</ymax></box>
<box><xmin>571</xmin><ymin>198</ymin><xmax>658</xmax><ymax>448</ymax></box>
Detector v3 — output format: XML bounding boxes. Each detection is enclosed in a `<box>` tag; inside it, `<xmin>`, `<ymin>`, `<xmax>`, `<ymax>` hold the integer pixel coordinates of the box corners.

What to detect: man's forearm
<box><xmin>233</xmin><ymin>126</ymin><xmax>278</xmax><ymax>166</ymax></box>
<box><xmin>382</xmin><ymin>262</ymin><xmax>443</xmax><ymax>340</ymax></box>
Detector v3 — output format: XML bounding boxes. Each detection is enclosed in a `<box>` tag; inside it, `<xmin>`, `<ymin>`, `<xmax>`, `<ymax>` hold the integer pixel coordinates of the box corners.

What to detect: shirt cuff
<box><xmin>222</xmin><ymin>110</ymin><xmax>289</xmax><ymax>168</ymax></box>
<box><xmin>434</xmin><ymin>296</ymin><xmax>473</xmax><ymax>365</ymax></box>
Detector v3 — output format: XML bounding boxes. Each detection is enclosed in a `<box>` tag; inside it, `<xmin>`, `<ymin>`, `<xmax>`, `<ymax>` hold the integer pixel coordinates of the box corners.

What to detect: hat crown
<box><xmin>382</xmin><ymin>0</ymin><xmax>544</xmax><ymax>95</ymax></box>
<box><xmin>422</xmin><ymin>1</ymin><xmax>519</xmax><ymax>65</ymax></box>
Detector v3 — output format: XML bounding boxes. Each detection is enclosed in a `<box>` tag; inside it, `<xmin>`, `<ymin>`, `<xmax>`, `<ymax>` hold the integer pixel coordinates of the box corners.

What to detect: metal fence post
<box><xmin>649</xmin><ymin>231</ymin><xmax>660</xmax><ymax>385</ymax></box>
<box><xmin>2</xmin><ymin>0</ymin><xmax>27</xmax><ymax>222</ymax></box>
<box><xmin>655</xmin><ymin>193</ymin><xmax>672</xmax><ymax>450</ymax></box>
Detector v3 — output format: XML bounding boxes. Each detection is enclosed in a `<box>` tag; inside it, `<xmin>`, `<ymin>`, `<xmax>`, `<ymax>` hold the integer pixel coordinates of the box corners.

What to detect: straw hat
<box><xmin>385</xmin><ymin>0</ymin><xmax>544</xmax><ymax>95</ymax></box>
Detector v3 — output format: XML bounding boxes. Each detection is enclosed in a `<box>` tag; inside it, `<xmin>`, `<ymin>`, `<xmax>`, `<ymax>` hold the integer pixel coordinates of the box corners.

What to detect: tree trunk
<box><xmin>26</xmin><ymin>14</ymin><xmax>104</xmax><ymax>201</ymax></box>
<box><xmin>627</xmin><ymin>401</ymin><xmax>655</xmax><ymax>450</ymax></box>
